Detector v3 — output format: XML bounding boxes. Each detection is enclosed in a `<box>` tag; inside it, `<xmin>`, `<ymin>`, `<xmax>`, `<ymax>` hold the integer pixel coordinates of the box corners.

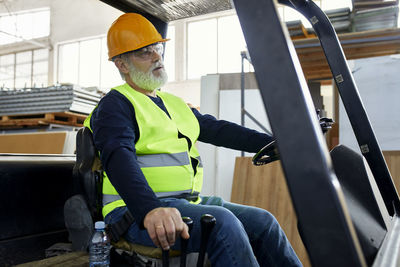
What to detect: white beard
<box><xmin>128</xmin><ymin>62</ymin><xmax>168</xmax><ymax>91</ymax></box>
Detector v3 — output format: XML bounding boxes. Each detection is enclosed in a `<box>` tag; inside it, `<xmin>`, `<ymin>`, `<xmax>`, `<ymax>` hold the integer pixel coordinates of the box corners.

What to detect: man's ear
<box><xmin>114</xmin><ymin>58</ymin><xmax>130</xmax><ymax>74</ymax></box>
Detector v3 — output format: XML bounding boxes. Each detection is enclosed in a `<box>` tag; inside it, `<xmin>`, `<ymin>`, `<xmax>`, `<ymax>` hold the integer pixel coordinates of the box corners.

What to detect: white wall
<box><xmin>0</xmin><ymin>0</ymin><xmax>123</xmax><ymax>42</ymax></box>
<box><xmin>339</xmin><ymin>55</ymin><xmax>400</xmax><ymax>152</ymax></box>
<box><xmin>50</xmin><ymin>0</ymin><xmax>123</xmax><ymax>44</ymax></box>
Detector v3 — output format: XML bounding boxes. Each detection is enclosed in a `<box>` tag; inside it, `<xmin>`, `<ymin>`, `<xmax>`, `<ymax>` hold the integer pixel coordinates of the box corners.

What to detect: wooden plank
<box><xmin>15</xmin><ymin>251</ymin><xmax>88</xmax><ymax>267</ymax></box>
<box><xmin>45</xmin><ymin>113</ymin><xmax>54</xmax><ymax>120</ymax></box>
<box><xmin>231</xmin><ymin>157</ymin><xmax>250</xmax><ymax>204</ymax></box>
<box><xmin>383</xmin><ymin>151</ymin><xmax>400</xmax><ymax>195</ymax></box>
<box><xmin>0</xmin><ymin>112</ymin><xmax>87</xmax><ymax>128</ymax></box>
<box><xmin>231</xmin><ymin>157</ymin><xmax>311</xmax><ymax>267</ymax></box>
<box><xmin>0</xmin><ymin>132</ymin><xmax>67</xmax><ymax>154</ymax></box>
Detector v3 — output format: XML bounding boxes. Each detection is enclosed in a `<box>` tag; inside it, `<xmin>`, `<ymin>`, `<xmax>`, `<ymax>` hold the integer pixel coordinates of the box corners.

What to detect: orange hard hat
<box><xmin>107</xmin><ymin>13</ymin><xmax>169</xmax><ymax>60</ymax></box>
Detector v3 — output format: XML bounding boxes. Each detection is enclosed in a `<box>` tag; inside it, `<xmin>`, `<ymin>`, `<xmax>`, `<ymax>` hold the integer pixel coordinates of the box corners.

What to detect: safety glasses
<box><xmin>132</xmin><ymin>43</ymin><xmax>164</xmax><ymax>60</ymax></box>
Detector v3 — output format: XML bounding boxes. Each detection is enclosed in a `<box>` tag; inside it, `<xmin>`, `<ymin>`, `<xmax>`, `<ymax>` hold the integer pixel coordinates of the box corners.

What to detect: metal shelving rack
<box><xmin>240</xmin><ymin>50</ymin><xmax>272</xmax><ymax>156</ymax></box>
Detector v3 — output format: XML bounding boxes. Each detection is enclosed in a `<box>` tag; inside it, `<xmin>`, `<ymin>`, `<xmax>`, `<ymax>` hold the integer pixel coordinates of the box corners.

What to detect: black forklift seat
<box><xmin>73</xmin><ymin>127</ymin><xmax>103</xmax><ymax>222</ymax></box>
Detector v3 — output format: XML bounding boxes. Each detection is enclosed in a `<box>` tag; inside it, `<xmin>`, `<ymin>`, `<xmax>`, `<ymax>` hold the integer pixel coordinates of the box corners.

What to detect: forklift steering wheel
<box><xmin>252</xmin><ymin>140</ymin><xmax>280</xmax><ymax>166</ymax></box>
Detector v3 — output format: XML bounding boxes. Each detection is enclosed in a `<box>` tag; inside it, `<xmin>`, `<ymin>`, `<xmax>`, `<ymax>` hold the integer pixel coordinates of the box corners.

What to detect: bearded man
<box><xmin>84</xmin><ymin>13</ymin><xmax>302</xmax><ymax>267</ymax></box>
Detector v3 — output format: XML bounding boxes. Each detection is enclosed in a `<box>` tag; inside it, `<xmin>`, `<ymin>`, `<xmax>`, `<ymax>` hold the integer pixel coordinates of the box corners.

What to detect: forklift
<box><xmin>1</xmin><ymin>0</ymin><xmax>399</xmax><ymax>266</ymax></box>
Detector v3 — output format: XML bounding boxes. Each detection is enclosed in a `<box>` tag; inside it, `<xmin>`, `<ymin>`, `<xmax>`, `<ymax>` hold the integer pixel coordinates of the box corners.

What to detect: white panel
<box><xmin>339</xmin><ymin>55</ymin><xmax>400</xmax><ymax>152</ymax></box>
<box><xmin>198</xmin><ymin>74</ymin><xmax>220</xmax><ymax>196</ymax></box>
<box><xmin>63</xmin><ymin>131</ymin><xmax>78</xmax><ymax>154</ymax></box>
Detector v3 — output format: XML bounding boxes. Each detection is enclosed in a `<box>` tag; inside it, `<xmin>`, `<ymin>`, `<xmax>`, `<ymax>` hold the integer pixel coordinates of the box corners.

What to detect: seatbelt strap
<box><xmin>107</xmin><ymin>210</ymin><xmax>135</xmax><ymax>242</ymax></box>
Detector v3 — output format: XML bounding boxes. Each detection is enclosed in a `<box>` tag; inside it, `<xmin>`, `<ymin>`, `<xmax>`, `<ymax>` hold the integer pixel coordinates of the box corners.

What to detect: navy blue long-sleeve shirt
<box><xmin>90</xmin><ymin>89</ymin><xmax>273</xmax><ymax>225</ymax></box>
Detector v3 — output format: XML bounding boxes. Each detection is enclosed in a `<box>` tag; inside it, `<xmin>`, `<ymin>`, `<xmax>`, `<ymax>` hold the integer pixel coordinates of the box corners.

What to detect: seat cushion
<box><xmin>113</xmin><ymin>238</ymin><xmax>181</xmax><ymax>258</ymax></box>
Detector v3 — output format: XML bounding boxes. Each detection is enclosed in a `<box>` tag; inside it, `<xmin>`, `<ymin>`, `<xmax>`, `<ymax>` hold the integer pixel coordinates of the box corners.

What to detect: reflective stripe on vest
<box><xmin>137</xmin><ymin>152</ymin><xmax>190</xmax><ymax>168</ymax></box>
<box><xmin>196</xmin><ymin>156</ymin><xmax>203</xmax><ymax>168</ymax></box>
<box><xmin>103</xmin><ymin>189</ymin><xmax>200</xmax><ymax>206</ymax></box>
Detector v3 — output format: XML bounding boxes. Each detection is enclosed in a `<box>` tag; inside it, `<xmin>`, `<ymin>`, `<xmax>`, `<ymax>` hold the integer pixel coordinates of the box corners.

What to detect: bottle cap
<box><xmin>95</xmin><ymin>221</ymin><xmax>105</xmax><ymax>230</ymax></box>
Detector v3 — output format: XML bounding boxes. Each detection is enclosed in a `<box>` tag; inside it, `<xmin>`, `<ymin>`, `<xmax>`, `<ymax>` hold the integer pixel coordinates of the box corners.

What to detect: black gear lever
<box><xmin>180</xmin><ymin>217</ymin><xmax>194</xmax><ymax>267</ymax></box>
<box><xmin>197</xmin><ymin>214</ymin><xmax>216</xmax><ymax>267</ymax></box>
<box><xmin>162</xmin><ymin>248</ymin><xmax>169</xmax><ymax>267</ymax></box>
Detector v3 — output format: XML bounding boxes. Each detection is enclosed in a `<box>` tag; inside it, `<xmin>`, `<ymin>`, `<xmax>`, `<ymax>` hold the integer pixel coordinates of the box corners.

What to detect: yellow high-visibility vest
<box><xmin>84</xmin><ymin>83</ymin><xmax>203</xmax><ymax>218</ymax></box>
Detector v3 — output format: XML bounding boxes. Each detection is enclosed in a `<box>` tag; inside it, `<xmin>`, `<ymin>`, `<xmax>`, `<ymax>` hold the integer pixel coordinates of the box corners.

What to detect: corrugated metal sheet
<box><xmin>353</xmin><ymin>5</ymin><xmax>399</xmax><ymax>31</ymax></box>
<box><xmin>122</xmin><ymin>0</ymin><xmax>232</xmax><ymax>22</ymax></box>
<box><xmin>0</xmin><ymin>85</ymin><xmax>101</xmax><ymax>116</ymax></box>
<box><xmin>326</xmin><ymin>8</ymin><xmax>352</xmax><ymax>33</ymax></box>
<box><xmin>101</xmin><ymin>0</ymin><xmax>399</xmax><ymax>33</ymax></box>
<box><xmin>353</xmin><ymin>0</ymin><xmax>399</xmax><ymax>11</ymax></box>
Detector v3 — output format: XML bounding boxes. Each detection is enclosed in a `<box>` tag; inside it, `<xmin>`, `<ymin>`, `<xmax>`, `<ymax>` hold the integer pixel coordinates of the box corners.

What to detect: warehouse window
<box><xmin>187</xmin><ymin>15</ymin><xmax>252</xmax><ymax>79</ymax></box>
<box><xmin>187</xmin><ymin>18</ymin><xmax>217</xmax><ymax>79</ymax></box>
<box><xmin>32</xmin><ymin>49</ymin><xmax>48</xmax><ymax>87</ymax></box>
<box><xmin>217</xmin><ymin>16</ymin><xmax>248</xmax><ymax>74</ymax></box>
<box><xmin>100</xmin><ymin>37</ymin><xmax>121</xmax><ymax>91</ymax></box>
<box><xmin>79</xmin><ymin>39</ymin><xmax>101</xmax><ymax>88</ymax></box>
<box><xmin>15</xmin><ymin>51</ymin><xmax>32</xmax><ymax>88</ymax></box>
<box><xmin>0</xmin><ymin>54</ymin><xmax>14</xmax><ymax>89</ymax></box>
<box><xmin>0</xmin><ymin>48</ymin><xmax>49</xmax><ymax>89</ymax></box>
<box><xmin>0</xmin><ymin>8</ymin><xmax>50</xmax><ymax>45</ymax></box>
<box><xmin>58</xmin><ymin>36</ymin><xmax>121</xmax><ymax>92</ymax></box>
<box><xmin>58</xmin><ymin>42</ymin><xmax>79</xmax><ymax>85</ymax></box>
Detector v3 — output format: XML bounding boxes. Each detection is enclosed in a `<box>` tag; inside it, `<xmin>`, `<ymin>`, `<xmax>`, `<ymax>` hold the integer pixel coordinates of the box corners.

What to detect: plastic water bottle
<box><xmin>89</xmin><ymin>221</ymin><xmax>111</xmax><ymax>267</ymax></box>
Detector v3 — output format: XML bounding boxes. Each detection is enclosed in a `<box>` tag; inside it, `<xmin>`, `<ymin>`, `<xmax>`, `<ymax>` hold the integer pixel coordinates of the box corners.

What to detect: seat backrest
<box><xmin>331</xmin><ymin>145</ymin><xmax>388</xmax><ymax>265</ymax></box>
<box><xmin>73</xmin><ymin>127</ymin><xmax>103</xmax><ymax>222</ymax></box>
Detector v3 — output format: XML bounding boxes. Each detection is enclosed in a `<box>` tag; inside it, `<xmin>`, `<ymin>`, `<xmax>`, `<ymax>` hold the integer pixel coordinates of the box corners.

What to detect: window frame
<box><xmin>0</xmin><ymin>48</ymin><xmax>49</xmax><ymax>90</ymax></box>
<box><xmin>56</xmin><ymin>34</ymin><xmax>123</xmax><ymax>92</ymax></box>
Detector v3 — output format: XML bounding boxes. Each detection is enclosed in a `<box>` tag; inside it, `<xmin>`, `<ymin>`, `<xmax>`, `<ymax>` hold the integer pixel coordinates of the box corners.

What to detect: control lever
<box><xmin>180</xmin><ymin>217</ymin><xmax>194</xmax><ymax>267</ymax></box>
<box><xmin>162</xmin><ymin>249</ymin><xmax>169</xmax><ymax>267</ymax></box>
<box><xmin>197</xmin><ymin>214</ymin><xmax>216</xmax><ymax>267</ymax></box>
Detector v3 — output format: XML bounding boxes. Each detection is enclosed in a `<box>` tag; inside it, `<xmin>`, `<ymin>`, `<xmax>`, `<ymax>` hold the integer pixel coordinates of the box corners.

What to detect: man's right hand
<box><xmin>143</xmin><ymin>207</ymin><xmax>190</xmax><ymax>250</ymax></box>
